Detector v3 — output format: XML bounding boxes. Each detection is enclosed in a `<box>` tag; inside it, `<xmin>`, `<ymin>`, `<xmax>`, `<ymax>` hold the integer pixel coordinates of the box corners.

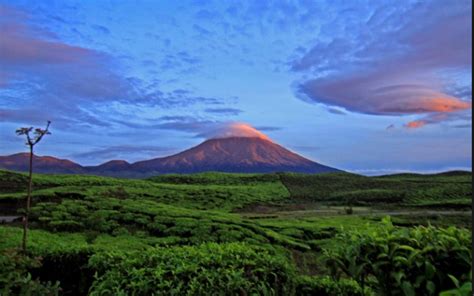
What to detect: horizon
<box><xmin>3</xmin><ymin>134</ymin><xmax>473</xmax><ymax>176</ymax></box>
<box><xmin>0</xmin><ymin>0</ymin><xmax>472</xmax><ymax>174</ymax></box>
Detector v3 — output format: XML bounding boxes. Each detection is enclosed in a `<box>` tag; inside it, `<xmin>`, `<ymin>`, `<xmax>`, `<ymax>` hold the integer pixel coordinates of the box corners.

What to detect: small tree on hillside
<box><xmin>16</xmin><ymin>121</ymin><xmax>51</xmax><ymax>252</ymax></box>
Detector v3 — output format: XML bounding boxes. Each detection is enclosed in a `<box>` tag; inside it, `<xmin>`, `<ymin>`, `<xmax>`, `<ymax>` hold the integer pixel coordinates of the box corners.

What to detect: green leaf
<box><xmin>426</xmin><ymin>280</ymin><xmax>436</xmax><ymax>295</ymax></box>
<box><xmin>398</xmin><ymin>245</ymin><xmax>416</xmax><ymax>252</ymax></box>
<box><xmin>392</xmin><ymin>271</ymin><xmax>405</xmax><ymax>284</ymax></box>
<box><xmin>458</xmin><ymin>282</ymin><xmax>473</xmax><ymax>296</ymax></box>
<box><xmin>448</xmin><ymin>274</ymin><xmax>460</xmax><ymax>288</ymax></box>
<box><xmin>425</xmin><ymin>262</ymin><xmax>436</xmax><ymax>279</ymax></box>
<box><xmin>401</xmin><ymin>281</ymin><xmax>416</xmax><ymax>296</ymax></box>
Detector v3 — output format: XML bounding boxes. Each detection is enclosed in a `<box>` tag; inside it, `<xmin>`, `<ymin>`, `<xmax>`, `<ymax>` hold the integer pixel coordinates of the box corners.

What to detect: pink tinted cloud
<box><xmin>403</xmin><ymin>111</ymin><xmax>472</xmax><ymax>129</ymax></box>
<box><xmin>0</xmin><ymin>4</ymin><xmax>136</xmax><ymax>128</ymax></box>
<box><xmin>0</xmin><ymin>25</ymin><xmax>91</xmax><ymax>65</ymax></box>
<box><xmin>0</xmin><ymin>5</ymin><xmax>95</xmax><ymax>67</ymax></box>
<box><xmin>197</xmin><ymin>122</ymin><xmax>272</xmax><ymax>141</ymax></box>
<box><xmin>294</xmin><ymin>2</ymin><xmax>472</xmax><ymax>128</ymax></box>
<box><xmin>405</xmin><ymin>120</ymin><xmax>426</xmax><ymax>129</ymax></box>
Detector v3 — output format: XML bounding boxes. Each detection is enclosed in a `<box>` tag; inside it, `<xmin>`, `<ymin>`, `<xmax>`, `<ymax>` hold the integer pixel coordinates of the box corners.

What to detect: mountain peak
<box><xmin>92</xmin><ymin>159</ymin><xmax>131</xmax><ymax>171</ymax></box>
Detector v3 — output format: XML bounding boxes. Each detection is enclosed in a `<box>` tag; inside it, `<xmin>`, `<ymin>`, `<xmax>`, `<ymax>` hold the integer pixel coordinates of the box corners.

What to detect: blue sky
<box><xmin>0</xmin><ymin>0</ymin><xmax>471</xmax><ymax>174</ymax></box>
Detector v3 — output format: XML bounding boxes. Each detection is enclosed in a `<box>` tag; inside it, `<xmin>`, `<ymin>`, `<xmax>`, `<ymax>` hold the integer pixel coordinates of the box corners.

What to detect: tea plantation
<box><xmin>0</xmin><ymin>169</ymin><xmax>471</xmax><ymax>295</ymax></box>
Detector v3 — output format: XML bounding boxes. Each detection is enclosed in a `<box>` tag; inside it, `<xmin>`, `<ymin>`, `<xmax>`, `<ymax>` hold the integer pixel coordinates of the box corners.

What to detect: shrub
<box><xmin>101</xmin><ymin>186</ymin><xmax>129</xmax><ymax>200</ymax></box>
<box><xmin>295</xmin><ymin>275</ymin><xmax>366</xmax><ymax>296</ymax></box>
<box><xmin>325</xmin><ymin>217</ymin><xmax>472</xmax><ymax>295</ymax></box>
<box><xmin>88</xmin><ymin>242</ymin><xmax>296</xmax><ymax>295</ymax></box>
<box><xmin>0</xmin><ymin>249</ymin><xmax>60</xmax><ymax>295</ymax></box>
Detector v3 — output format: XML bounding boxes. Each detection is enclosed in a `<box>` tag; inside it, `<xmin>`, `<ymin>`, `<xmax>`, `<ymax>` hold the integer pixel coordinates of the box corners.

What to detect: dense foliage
<box><xmin>295</xmin><ymin>275</ymin><xmax>365</xmax><ymax>296</ymax></box>
<box><xmin>325</xmin><ymin>218</ymin><xmax>472</xmax><ymax>295</ymax></box>
<box><xmin>88</xmin><ymin>243</ymin><xmax>296</xmax><ymax>295</ymax></box>
<box><xmin>0</xmin><ymin>249</ymin><xmax>60</xmax><ymax>295</ymax></box>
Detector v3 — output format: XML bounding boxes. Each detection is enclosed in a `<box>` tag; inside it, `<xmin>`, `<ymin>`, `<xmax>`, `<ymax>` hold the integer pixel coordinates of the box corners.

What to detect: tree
<box><xmin>15</xmin><ymin>121</ymin><xmax>51</xmax><ymax>252</ymax></box>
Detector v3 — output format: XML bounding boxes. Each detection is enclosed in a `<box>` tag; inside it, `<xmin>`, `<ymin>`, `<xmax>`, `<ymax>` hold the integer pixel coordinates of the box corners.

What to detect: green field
<box><xmin>0</xmin><ymin>169</ymin><xmax>471</xmax><ymax>295</ymax></box>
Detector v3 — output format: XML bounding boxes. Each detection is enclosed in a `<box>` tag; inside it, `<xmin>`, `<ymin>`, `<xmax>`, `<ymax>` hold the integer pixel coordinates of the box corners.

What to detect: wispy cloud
<box><xmin>255</xmin><ymin>126</ymin><xmax>282</xmax><ymax>132</ymax></box>
<box><xmin>91</xmin><ymin>24</ymin><xmax>110</xmax><ymax>35</ymax></box>
<box><xmin>405</xmin><ymin>111</ymin><xmax>472</xmax><ymax>129</ymax></box>
<box><xmin>205</xmin><ymin>107</ymin><xmax>243</xmax><ymax>116</ymax></box>
<box><xmin>327</xmin><ymin>107</ymin><xmax>346</xmax><ymax>115</ymax></box>
<box><xmin>71</xmin><ymin>145</ymin><xmax>175</xmax><ymax>161</ymax></box>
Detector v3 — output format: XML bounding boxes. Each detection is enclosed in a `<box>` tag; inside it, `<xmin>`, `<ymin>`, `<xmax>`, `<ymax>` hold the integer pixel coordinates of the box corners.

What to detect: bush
<box><xmin>295</xmin><ymin>275</ymin><xmax>366</xmax><ymax>296</ymax></box>
<box><xmin>0</xmin><ymin>249</ymin><xmax>60</xmax><ymax>295</ymax></box>
<box><xmin>88</xmin><ymin>242</ymin><xmax>296</xmax><ymax>295</ymax></box>
<box><xmin>325</xmin><ymin>217</ymin><xmax>472</xmax><ymax>295</ymax></box>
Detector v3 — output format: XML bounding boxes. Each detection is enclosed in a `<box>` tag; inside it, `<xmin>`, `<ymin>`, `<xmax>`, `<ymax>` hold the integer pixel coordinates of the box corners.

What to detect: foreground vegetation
<box><xmin>0</xmin><ymin>169</ymin><xmax>471</xmax><ymax>295</ymax></box>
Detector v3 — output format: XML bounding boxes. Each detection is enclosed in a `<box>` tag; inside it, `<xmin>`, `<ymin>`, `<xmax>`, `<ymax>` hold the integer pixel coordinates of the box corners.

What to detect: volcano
<box><xmin>0</xmin><ymin>123</ymin><xmax>340</xmax><ymax>176</ymax></box>
<box><xmin>131</xmin><ymin>137</ymin><xmax>338</xmax><ymax>174</ymax></box>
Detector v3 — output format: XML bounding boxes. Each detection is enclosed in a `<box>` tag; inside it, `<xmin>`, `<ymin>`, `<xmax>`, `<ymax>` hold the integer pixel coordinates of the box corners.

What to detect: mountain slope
<box><xmin>131</xmin><ymin>137</ymin><xmax>339</xmax><ymax>174</ymax></box>
<box><xmin>0</xmin><ymin>153</ymin><xmax>85</xmax><ymax>174</ymax></box>
<box><xmin>88</xmin><ymin>160</ymin><xmax>131</xmax><ymax>171</ymax></box>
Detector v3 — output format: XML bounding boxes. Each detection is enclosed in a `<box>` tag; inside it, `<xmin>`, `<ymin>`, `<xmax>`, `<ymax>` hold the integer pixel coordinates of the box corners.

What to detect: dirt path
<box><xmin>0</xmin><ymin>216</ymin><xmax>21</xmax><ymax>223</ymax></box>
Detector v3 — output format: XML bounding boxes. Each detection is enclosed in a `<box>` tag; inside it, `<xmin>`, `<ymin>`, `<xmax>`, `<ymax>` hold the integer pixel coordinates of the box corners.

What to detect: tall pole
<box><xmin>22</xmin><ymin>144</ymin><xmax>33</xmax><ymax>252</ymax></box>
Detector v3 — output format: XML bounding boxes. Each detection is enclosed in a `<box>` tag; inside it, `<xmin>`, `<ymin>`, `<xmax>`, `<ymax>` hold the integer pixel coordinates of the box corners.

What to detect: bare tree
<box><xmin>16</xmin><ymin>121</ymin><xmax>51</xmax><ymax>252</ymax></box>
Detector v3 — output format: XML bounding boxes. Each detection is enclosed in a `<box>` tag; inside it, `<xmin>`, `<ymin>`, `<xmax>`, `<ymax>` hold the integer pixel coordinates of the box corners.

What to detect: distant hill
<box><xmin>0</xmin><ymin>153</ymin><xmax>84</xmax><ymax>174</ymax></box>
<box><xmin>0</xmin><ymin>137</ymin><xmax>339</xmax><ymax>177</ymax></box>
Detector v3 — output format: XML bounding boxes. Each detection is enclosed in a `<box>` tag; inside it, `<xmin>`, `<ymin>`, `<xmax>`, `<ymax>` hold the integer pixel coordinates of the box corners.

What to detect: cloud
<box><xmin>196</xmin><ymin>122</ymin><xmax>271</xmax><ymax>141</ymax></box>
<box><xmin>0</xmin><ymin>107</ymin><xmax>110</xmax><ymax>129</ymax></box>
<box><xmin>158</xmin><ymin>51</ymin><xmax>201</xmax><ymax>73</ymax></box>
<box><xmin>290</xmin><ymin>145</ymin><xmax>321</xmax><ymax>152</ymax></box>
<box><xmin>405</xmin><ymin>121</ymin><xmax>426</xmax><ymax>129</ymax></box>
<box><xmin>404</xmin><ymin>110</ymin><xmax>472</xmax><ymax>129</ymax></box>
<box><xmin>255</xmin><ymin>126</ymin><xmax>282</xmax><ymax>132</ymax></box>
<box><xmin>126</xmin><ymin>118</ymin><xmax>277</xmax><ymax>142</ymax></box>
<box><xmin>91</xmin><ymin>24</ymin><xmax>110</xmax><ymax>35</ymax></box>
<box><xmin>193</xmin><ymin>24</ymin><xmax>212</xmax><ymax>36</ymax></box>
<box><xmin>140</xmin><ymin>90</ymin><xmax>224</xmax><ymax>109</ymax></box>
<box><xmin>71</xmin><ymin>145</ymin><xmax>174</xmax><ymax>161</ymax></box>
<box><xmin>154</xmin><ymin>120</ymin><xmax>216</xmax><ymax>133</ymax></box>
<box><xmin>0</xmin><ymin>4</ymin><xmax>136</xmax><ymax>128</ymax></box>
<box><xmin>453</xmin><ymin>124</ymin><xmax>472</xmax><ymax>129</ymax></box>
<box><xmin>195</xmin><ymin>9</ymin><xmax>219</xmax><ymax>21</ymax></box>
<box><xmin>112</xmin><ymin>115</ymin><xmax>218</xmax><ymax>134</ymax></box>
<box><xmin>157</xmin><ymin>115</ymin><xmax>193</xmax><ymax>121</ymax></box>
<box><xmin>204</xmin><ymin>107</ymin><xmax>243</xmax><ymax>115</ymax></box>
<box><xmin>326</xmin><ymin>107</ymin><xmax>346</xmax><ymax>115</ymax></box>
<box><xmin>292</xmin><ymin>0</ymin><xmax>472</xmax><ymax>128</ymax></box>
<box><xmin>291</xmin><ymin>38</ymin><xmax>353</xmax><ymax>72</ymax></box>
<box><xmin>0</xmin><ymin>4</ymin><xmax>229</xmax><ymax>131</ymax></box>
